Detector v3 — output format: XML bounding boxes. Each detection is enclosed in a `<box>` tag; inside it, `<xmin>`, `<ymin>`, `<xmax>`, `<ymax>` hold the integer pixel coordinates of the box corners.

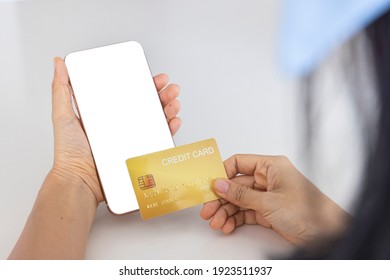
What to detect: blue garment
<box><xmin>280</xmin><ymin>0</ymin><xmax>390</xmax><ymax>76</ymax></box>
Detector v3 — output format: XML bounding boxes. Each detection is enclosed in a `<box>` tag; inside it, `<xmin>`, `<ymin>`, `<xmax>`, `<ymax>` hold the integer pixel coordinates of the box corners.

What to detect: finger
<box><xmin>221</xmin><ymin>210</ymin><xmax>258</xmax><ymax>234</ymax></box>
<box><xmin>209</xmin><ymin>202</ymin><xmax>239</xmax><ymax>230</ymax></box>
<box><xmin>159</xmin><ymin>84</ymin><xmax>180</xmax><ymax>107</ymax></box>
<box><xmin>220</xmin><ymin>199</ymin><xmax>229</xmax><ymax>205</ymax></box>
<box><xmin>153</xmin><ymin>73</ymin><xmax>169</xmax><ymax>92</ymax></box>
<box><xmin>164</xmin><ymin>99</ymin><xmax>180</xmax><ymax>121</ymax></box>
<box><xmin>231</xmin><ymin>175</ymin><xmax>266</xmax><ymax>191</ymax></box>
<box><xmin>168</xmin><ymin>117</ymin><xmax>181</xmax><ymax>136</ymax></box>
<box><xmin>52</xmin><ymin>57</ymin><xmax>76</xmax><ymax>122</ymax></box>
<box><xmin>223</xmin><ymin>154</ymin><xmax>268</xmax><ymax>178</ymax></box>
<box><xmin>221</xmin><ymin>215</ymin><xmax>237</xmax><ymax>234</ymax></box>
<box><xmin>236</xmin><ymin>209</ymin><xmax>271</xmax><ymax>228</ymax></box>
<box><xmin>200</xmin><ymin>198</ymin><xmax>230</xmax><ymax>221</ymax></box>
<box><xmin>231</xmin><ymin>175</ymin><xmax>254</xmax><ymax>187</ymax></box>
<box><xmin>200</xmin><ymin>199</ymin><xmax>222</xmax><ymax>220</ymax></box>
<box><xmin>212</xmin><ymin>178</ymin><xmax>264</xmax><ymax>211</ymax></box>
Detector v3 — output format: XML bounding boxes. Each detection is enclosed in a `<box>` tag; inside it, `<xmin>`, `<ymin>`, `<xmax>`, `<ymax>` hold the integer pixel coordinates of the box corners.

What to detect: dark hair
<box><xmin>332</xmin><ymin>10</ymin><xmax>390</xmax><ymax>259</ymax></box>
<box><xmin>294</xmin><ymin>10</ymin><xmax>390</xmax><ymax>259</ymax></box>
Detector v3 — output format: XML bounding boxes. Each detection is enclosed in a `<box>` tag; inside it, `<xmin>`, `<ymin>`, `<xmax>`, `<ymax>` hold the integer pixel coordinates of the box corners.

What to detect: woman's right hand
<box><xmin>200</xmin><ymin>155</ymin><xmax>351</xmax><ymax>246</ymax></box>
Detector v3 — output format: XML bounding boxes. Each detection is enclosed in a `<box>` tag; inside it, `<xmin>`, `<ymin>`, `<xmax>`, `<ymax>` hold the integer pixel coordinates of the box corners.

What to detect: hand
<box><xmin>200</xmin><ymin>154</ymin><xmax>351</xmax><ymax>245</ymax></box>
<box><xmin>50</xmin><ymin>57</ymin><xmax>181</xmax><ymax>205</ymax></box>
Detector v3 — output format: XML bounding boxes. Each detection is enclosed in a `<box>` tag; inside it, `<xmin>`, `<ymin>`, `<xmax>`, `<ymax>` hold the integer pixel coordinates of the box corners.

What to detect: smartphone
<box><xmin>65</xmin><ymin>41</ymin><xmax>175</xmax><ymax>215</ymax></box>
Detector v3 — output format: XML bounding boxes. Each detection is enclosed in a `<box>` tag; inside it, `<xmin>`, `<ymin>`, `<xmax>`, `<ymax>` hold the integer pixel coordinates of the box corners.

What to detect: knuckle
<box><xmin>275</xmin><ymin>155</ymin><xmax>291</xmax><ymax>166</ymax></box>
<box><xmin>155</xmin><ymin>73</ymin><xmax>169</xmax><ymax>81</ymax></box>
<box><xmin>171</xmin><ymin>98</ymin><xmax>180</xmax><ymax>107</ymax></box>
<box><xmin>278</xmin><ymin>155</ymin><xmax>289</xmax><ymax>161</ymax></box>
<box><xmin>52</xmin><ymin>84</ymin><xmax>69</xmax><ymax>94</ymax></box>
<box><xmin>51</xmin><ymin>111</ymin><xmax>76</xmax><ymax>125</ymax></box>
<box><xmin>169</xmin><ymin>83</ymin><xmax>180</xmax><ymax>93</ymax></box>
<box><xmin>233</xmin><ymin>184</ymin><xmax>248</xmax><ymax>203</ymax></box>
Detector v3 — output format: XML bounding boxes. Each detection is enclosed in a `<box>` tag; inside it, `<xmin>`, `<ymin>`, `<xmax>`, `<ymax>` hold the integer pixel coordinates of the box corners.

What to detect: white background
<box><xmin>0</xmin><ymin>0</ymin><xmax>364</xmax><ymax>259</ymax></box>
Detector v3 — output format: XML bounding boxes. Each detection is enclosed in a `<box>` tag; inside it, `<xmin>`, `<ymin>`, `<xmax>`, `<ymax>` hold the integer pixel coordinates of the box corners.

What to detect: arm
<box><xmin>8</xmin><ymin>172</ymin><xmax>97</xmax><ymax>259</ymax></box>
<box><xmin>9</xmin><ymin>58</ymin><xmax>181</xmax><ymax>259</ymax></box>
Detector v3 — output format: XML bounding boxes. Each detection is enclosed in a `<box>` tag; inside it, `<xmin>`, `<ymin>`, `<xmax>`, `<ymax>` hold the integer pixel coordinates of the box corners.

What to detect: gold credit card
<box><xmin>126</xmin><ymin>138</ymin><xmax>227</xmax><ymax>219</ymax></box>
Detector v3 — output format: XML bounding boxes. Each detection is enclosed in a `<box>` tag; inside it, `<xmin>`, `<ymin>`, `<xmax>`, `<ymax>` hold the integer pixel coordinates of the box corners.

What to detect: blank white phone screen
<box><xmin>65</xmin><ymin>41</ymin><xmax>174</xmax><ymax>215</ymax></box>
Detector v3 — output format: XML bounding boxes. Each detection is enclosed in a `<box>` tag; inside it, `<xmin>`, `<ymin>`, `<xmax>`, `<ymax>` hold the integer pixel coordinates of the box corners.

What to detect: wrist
<box><xmin>41</xmin><ymin>169</ymin><xmax>99</xmax><ymax>210</ymax></box>
<box><xmin>319</xmin><ymin>197</ymin><xmax>352</xmax><ymax>238</ymax></box>
<box><xmin>48</xmin><ymin>166</ymin><xmax>101</xmax><ymax>206</ymax></box>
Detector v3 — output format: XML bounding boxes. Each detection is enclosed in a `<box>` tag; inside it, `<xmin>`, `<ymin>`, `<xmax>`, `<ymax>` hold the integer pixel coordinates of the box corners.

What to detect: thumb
<box><xmin>52</xmin><ymin>57</ymin><xmax>76</xmax><ymax>122</ymax></box>
<box><xmin>213</xmin><ymin>179</ymin><xmax>263</xmax><ymax>210</ymax></box>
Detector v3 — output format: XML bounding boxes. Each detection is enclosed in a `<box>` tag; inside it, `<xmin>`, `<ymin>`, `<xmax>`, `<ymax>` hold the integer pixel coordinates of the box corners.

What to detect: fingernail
<box><xmin>214</xmin><ymin>179</ymin><xmax>229</xmax><ymax>194</ymax></box>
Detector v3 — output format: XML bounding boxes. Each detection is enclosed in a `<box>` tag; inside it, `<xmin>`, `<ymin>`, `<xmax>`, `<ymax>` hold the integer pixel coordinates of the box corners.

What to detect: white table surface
<box><xmin>87</xmin><ymin>204</ymin><xmax>293</xmax><ymax>259</ymax></box>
